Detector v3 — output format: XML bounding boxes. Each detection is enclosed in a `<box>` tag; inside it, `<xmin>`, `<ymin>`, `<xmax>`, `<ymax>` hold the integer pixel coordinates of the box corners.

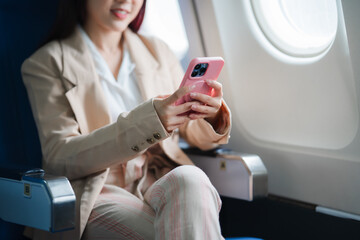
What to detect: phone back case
<box><xmin>175</xmin><ymin>57</ymin><xmax>224</xmax><ymax>105</ymax></box>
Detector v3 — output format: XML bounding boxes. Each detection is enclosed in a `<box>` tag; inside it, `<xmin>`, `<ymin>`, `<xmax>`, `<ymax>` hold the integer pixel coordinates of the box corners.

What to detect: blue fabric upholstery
<box><xmin>0</xmin><ymin>1</ymin><xmax>57</xmax><ymax>168</ymax></box>
<box><xmin>0</xmin><ymin>0</ymin><xmax>58</xmax><ymax>239</ymax></box>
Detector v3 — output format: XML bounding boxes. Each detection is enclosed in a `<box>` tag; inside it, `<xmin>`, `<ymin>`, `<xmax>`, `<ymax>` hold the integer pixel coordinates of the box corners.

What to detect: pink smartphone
<box><xmin>175</xmin><ymin>57</ymin><xmax>224</xmax><ymax>106</ymax></box>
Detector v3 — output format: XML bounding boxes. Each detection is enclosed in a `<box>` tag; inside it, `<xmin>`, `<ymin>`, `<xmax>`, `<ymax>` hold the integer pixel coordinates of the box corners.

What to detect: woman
<box><xmin>21</xmin><ymin>0</ymin><xmax>231</xmax><ymax>239</ymax></box>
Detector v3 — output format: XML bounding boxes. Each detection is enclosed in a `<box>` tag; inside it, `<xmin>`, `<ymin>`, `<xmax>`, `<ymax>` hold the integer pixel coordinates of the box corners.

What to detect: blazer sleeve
<box><xmin>155</xmin><ymin>39</ymin><xmax>232</xmax><ymax>150</ymax></box>
<box><xmin>21</xmin><ymin>42</ymin><xmax>170</xmax><ymax>180</ymax></box>
<box><xmin>179</xmin><ymin>101</ymin><xmax>231</xmax><ymax>150</ymax></box>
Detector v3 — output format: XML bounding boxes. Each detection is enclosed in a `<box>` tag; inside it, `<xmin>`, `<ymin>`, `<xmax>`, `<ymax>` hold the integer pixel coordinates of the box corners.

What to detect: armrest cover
<box><xmin>0</xmin><ymin>168</ymin><xmax>75</xmax><ymax>232</ymax></box>
<box><xmin>183</xmin><ymin>147</ymin><xmax>268</xmax><ymax>201</ymax></box>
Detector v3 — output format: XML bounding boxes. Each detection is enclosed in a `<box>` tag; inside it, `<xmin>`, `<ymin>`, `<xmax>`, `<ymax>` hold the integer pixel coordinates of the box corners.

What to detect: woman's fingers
<box><xmin>188</xmin><ymin>112</ymin><xmax>207</xmax><ymax>120</ymax></box>
<box><xmin>153</xmin><ymin>88</ymin><xmax>194</xmax><ymax>132</ymax></box>
<box><xmin>190</xmin><ymin>104</ymin><xmax>218</xmax><ymax>116</ymax></box>
<box><xmin>165</xmin><ymin>84</ymin><xmax>195</xmax><ymax>105</ymax></box>
<box><xmin>160</xmin><ymin>113</ymin><xmax>190</xmax><ymax>126</ymax></box>
<box><xmin>189</xmin><ymin>92</ymin><xmax>221</xmax><ymax>110</ymax></box>
<box><xmin>165</xmin><ymin>114</ymin><xmax>192</xmax><ymax>132</ymax></box>
<box><xmin>186</xmin><ymin>80</ymin><xmax>223</xmax><ymax>122</ymax></box>
<box><xmin>172</xmin><ymin>101</ymin><xmax>194</xmax><ymax>115</ymax></box>
<box><xmin>153</xmin><ymin>81</ymin><xmax>223</xmax><ymax>132</ymax></box>
<box><xmin>205</xmin><ymin>80</ymin><xmax>223</xmax><ymax>97</ymax></box>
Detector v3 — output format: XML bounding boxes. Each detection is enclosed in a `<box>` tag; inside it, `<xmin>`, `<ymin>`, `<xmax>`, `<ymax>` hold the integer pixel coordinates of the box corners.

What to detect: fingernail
<box><xmin>190</xmin><ymin>92</ymin><xmax>196</xmax><ymax>97</ymax></box>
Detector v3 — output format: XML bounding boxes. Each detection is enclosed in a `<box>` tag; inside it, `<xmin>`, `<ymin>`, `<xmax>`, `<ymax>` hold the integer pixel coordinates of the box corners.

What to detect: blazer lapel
<box><xmin>124</xmin><ymin>29</ymin><xmax>160</xmax><ymax>100</ymax></box>
<box><xmin>61</xmin><ymin>27</ymin><xmax>111</xmax><ymax>134</ymax></box>
<box><xmin>124</xmin><ymin>30</ymin><xmax>193</xmax><ymax>166</ymax></box>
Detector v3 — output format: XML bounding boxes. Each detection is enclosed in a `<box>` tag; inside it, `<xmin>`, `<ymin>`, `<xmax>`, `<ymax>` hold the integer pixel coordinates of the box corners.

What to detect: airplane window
<box><xmin>139</xmin><ymin>0</ymin><xmax>189</xmax><ymax>62</ymax></box>
<box><xmin>251</xmin><ymin>0</ymin><xmax>338</xmax><ymax>57</ymax></box>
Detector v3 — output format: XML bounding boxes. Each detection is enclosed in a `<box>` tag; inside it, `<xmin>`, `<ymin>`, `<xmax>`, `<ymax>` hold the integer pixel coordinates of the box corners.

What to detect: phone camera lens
<box><xmin>195</xmin><ymin>64</ymin><xmax>201</xmax><ymax>70</ymax></box>
<box><xmin>191</xmin><ymin>71</ymin><xmax>198</xmax><ymax>77</ymax></box>
<box><xmin>199</xmin><ymin>67</ymin><xmax>206</xmax><ymax>76</ymax></box>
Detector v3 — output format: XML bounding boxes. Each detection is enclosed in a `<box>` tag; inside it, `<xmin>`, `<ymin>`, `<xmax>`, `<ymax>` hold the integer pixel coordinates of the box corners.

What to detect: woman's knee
<box><xmin>167</xmin><ymin>166</ymin><xmax>219</xmax><ymax>197</ymax></box>
<box><xmin>167</xmin><ymin>165</ymin><xmax>222</xmax><ymax>209</ymax></box>
<box><xmin>145</xmin><ymin>165</ymin><xmax>222</xmax><ymax>213</ymax></box>
<box><xmin>170</xmin><ymin>165</ymin><xmax>210</xmax><ymax>186</ymax></box>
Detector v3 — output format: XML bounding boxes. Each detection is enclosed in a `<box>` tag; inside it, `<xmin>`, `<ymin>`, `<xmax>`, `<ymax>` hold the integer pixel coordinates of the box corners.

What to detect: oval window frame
<box><xmin>250</xmin><ymin>0</ymin><xmax>338</xmax><ymax>58</ymax></box>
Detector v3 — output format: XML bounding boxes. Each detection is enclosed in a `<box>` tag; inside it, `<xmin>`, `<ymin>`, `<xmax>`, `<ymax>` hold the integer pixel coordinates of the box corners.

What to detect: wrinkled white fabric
<box><xmin>80</xmin><ymin>27</ymin><xmax>142</xmax><ymax>123</ymax></box>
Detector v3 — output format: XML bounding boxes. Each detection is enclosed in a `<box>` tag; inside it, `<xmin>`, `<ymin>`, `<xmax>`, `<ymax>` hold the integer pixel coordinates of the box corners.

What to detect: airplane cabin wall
<box><xmin>179</xmin><ymin>0</ymin><xmax>360</xmax><ymax>215</ymax></box>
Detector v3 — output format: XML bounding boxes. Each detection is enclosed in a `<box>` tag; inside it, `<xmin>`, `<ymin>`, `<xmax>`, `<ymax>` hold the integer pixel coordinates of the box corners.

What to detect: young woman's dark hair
<box><xmin>42</xmin><ymin>0</ymin><xmax>146</xmax><ymax>46</ymax></box>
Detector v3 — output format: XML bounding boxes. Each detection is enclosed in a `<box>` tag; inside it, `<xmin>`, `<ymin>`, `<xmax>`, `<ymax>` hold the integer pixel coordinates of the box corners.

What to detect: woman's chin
<box><xmin>109</xmin><ymin>22</ymin><xmax>130</xmax><ymax>33</ymax></box>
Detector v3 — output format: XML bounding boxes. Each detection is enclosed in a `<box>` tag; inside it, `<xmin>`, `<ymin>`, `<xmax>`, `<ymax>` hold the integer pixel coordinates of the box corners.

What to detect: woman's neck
<box><xmin>83</xmin><ymin>21</ymin><xmax>123</xmax><ymax>54</ymax></box>
<box><xmin>83</xmin><ymin>21</ymin><xmax>124</xmax><ymax>78</ymax></box>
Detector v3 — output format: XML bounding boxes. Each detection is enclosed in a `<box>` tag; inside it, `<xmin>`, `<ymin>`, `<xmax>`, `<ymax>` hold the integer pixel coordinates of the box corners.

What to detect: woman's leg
<box><xmin>144</xmin><ymin>165</ymin><xmax>224</xmax><ymax>240</ymax></box>
<box><xmin>82</xmin><ymin>185</ymin><xmax>155</xmax><ymax>240</ymax></box>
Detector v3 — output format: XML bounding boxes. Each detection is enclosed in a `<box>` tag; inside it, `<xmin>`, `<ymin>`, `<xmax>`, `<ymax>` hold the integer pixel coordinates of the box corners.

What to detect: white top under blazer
<box><xmin>79</xmin><ymin>27</ymin><xmax>143</xmax><ymax>123</ymax></box>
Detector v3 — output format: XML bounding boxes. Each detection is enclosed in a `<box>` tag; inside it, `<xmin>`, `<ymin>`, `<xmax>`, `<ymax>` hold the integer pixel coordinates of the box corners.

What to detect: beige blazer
<box><xmin>21</xmin><ymin>27</ymin><xmax>231</xmax><ymax>239</ymax></box>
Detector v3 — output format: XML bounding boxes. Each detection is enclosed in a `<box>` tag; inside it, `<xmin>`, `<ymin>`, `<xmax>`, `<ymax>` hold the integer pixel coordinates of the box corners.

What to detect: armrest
<box><xmin>182</xmin><ymin>146</ymin><xmax>268</xmax><ymax>201</ymax></box>
<box><xmin>0</xmin><ymin>168</ymin><xmax>76</xmax><ymax>233</ymax></box>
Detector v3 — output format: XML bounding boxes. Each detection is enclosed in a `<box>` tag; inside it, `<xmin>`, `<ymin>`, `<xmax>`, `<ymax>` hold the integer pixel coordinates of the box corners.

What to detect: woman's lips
<box><xmin>111</xmin><ymin>9</ymin><xmax>129</xmax><ymax>20</ymax></box>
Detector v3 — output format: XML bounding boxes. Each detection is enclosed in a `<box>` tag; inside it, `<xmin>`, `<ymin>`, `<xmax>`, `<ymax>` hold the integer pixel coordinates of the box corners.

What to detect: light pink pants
<box><xmin>82</xmin><ymin>165</ymin><xmax>224</xmax><ymax>240</ymax></box>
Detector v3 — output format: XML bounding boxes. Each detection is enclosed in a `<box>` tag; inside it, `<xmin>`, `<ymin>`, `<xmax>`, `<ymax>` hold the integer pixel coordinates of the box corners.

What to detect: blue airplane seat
<box><xmin>0</xmin><ymin>0</ymin><xmax>58</xmax><ymax>239</ymax></box>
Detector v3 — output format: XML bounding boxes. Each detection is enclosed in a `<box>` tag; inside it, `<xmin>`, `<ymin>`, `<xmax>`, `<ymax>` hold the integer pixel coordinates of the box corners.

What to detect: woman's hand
<box><xmin>187</xmin><ymin>80</ymin><xmax>223</xmax><ymax>127</ymax></box>
<box><xmin>153</xmin><ymin>85</ymin><xmax>196</xmax><ymax>132</ymax></box>
<box><xmin>154</xmin><ymin>80</ymin><xmax>224</xmax><ymax>132</ymax></box>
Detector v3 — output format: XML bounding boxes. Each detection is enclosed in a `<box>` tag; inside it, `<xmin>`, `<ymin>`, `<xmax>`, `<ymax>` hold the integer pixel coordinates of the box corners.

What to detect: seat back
<box><xmin>0</xmin><ymin>0</ymin><xmax>58</xmax><ymax>239</ymax></box>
